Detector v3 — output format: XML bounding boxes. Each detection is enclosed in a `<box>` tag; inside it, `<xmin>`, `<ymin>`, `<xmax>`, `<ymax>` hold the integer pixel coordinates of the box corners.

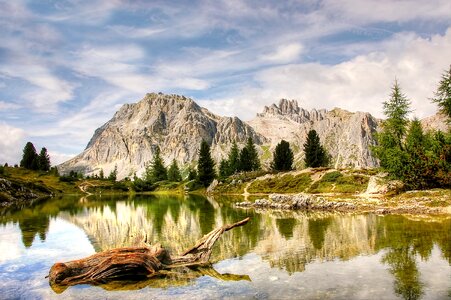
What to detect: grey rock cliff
<box><xmin>248</xmin><ymin>100</ymin><xmax>380</xmax><ymax>169</ymax></box>
<box><xmin>58</xmin><ymin>93</ymin><xmax>266</xmax><ymax>179</ymax></box>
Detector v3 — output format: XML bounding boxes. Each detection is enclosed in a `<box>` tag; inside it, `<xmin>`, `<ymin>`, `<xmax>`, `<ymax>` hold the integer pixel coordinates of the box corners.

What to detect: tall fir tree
<box><xmin>219</xmin><ymin>159</ymin><xmax>229</xmax><ymax>178</ymax></box>
<box><xmin>227</xmin><ymin>141</ymin><xmax>240</xmax><ymax>174</ymax></box>
<box><xmin>238</xmin><ymin>147</ymin><xmax>252</xmax><ymax>171</ymax></box>
<box><xmin>188</xmin><ymin>167</ymin><xmax>197</xmax><ymax>181</ymax></box>
<box><xmin>146</xmin><ymin>146</ymin><xmax>167</xmax><ymax>183</ymax></box>
<box><xmin>38</xmin><ymin>147</ymin><xmax>51</xmax><ymax>171</ymax></box>
<box><xmin>272</xmin><ymin>140</ymin><xmax>294</xmax><ymax>171</ymax></box>
<box><xmin>432</xmin><ymin>65</ymin><xmax>451</xmax><ymax>123</ymax></box>
<box><xmin>382</xmin><ymin>80</ymin><xmax>411</xmax><ymax>148</ymax></box>
<box><xmin>108</xmin><ymin>165</ymin><xmax>118</xmax><ymax>181</ymax></box>
<box><xmin>20</xmin><ymin>142</ymin><xmax>39</xmax><ymax>170</ymax></box>
<box><xmin>303</xmin><ymin>130</ymin><xmax>327</xmax><ymax>168</ymax></box>
<box><xmin>373</xmin><ymin>81</ymin><xmax>411</xmax><ymax>177</ymax></box>
<box><xmin>167</xmin><ymin>159</ymin><xmax>182</xmax><ymax>182</ymax></box>
<box><xmin>238</xmin><ymin>137</ymin><xmax>260</xmax><ymax>172</ymax></box>
<box><xmin>99</xmin><ymin>169</ymin><xmax>104</xmax><ymax>179</ymax></box>
<box><xmin>246</xmin><ymin>137</ymin><xmax>260</xmax><ymax>171</ymax></box>
<box><xmin>197</xmin><ymin>139</ymin><xmax>216</xmax><ymax>187</ymax></box>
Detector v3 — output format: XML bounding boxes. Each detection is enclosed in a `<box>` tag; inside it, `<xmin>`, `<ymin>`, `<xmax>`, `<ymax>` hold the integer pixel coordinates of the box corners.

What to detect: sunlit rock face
<box><xmin>249</xmin><ymin>99</ymin><xmax>380</xmax><ymax>169</ymax></box>
<box><xmin>420</xmin><ymin>112</ymin><xmax>449</xmax><ymax>132</ymax></box>
<box><xmin>58</xmin><ymin>93</ymin><xmax>266</xmax><ymax>179</ymax></box>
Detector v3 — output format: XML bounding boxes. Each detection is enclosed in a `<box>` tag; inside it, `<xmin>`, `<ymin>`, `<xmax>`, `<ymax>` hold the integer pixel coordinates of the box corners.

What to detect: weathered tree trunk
<box><xmin>48</xmin><ymin>217</ymin><xmax>250</xmax><ymax>289</ymax></box>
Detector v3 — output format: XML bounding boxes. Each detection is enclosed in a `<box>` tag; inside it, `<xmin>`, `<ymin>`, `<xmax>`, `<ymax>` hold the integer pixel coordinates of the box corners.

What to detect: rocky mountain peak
<box><xmin>258</xmin><ymin>99</ymin><xmax>327</xmax><ymax>124</ymax></box>
<box><xmin>59</xmin><ymin>93</ymin><xmax>266</xmax><ymax>179</ymax></box>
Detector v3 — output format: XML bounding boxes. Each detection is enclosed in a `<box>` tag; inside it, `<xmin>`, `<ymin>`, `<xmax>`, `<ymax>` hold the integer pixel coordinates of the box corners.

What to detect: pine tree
<box><xmin>197</xmin><ymin>140</ymin><xmax>216</xmax><ymax>187</ymax></box>
<box><xmin>147</xmin><ymin>147</ymin><xmax>167</xmax><ymax>183</ymax></box>
<box><xmin>245</xmin><ymin>137</ymin><xmax>260</xmax><ymax>171</ymax></box>
<box><xmin>167</xmin><ymin>159</ymin><xmax>182</xmax><ymax>182</ymax></box>
<box><xmin>272</xmin><ymin>140</ymin><xmax>294</xmax><ymax>171</ymax></box>
<box><xmin>188</xmin><ymin>167</ymin><xmax>197</xmax><ymax>181</ymax></box>
<box><xmin>20</xmin><ymin>142</ymin><xmax>38</xmax><ymax>170</ymax></box>
<box><xmin>304</xmin><ymin>130</ymin><xmax>327</xmax><ymax>168</ymax></box>
<box><xmin>238</xmin><ymin>137</ymin><xmax>260</xmax><ymax>172</ymax></box>
<box><xmin>99</xmin><ymin>169</ymin><xmax>104</xmax><ymax>179</ymax></box>
<box><xmin>227</xmin><ymin>141</ymin><xmax>240</xmax><ymax>174</ymax></box>
<box><xmin>219</xmin><ymin>159</ymin><xmax>229</xmax><ymax>178</ymax></box>
<box><xmin>108</xmin><ymin>165</ymin><xmax>118</xmax><ymax>181</ymax></box>
<box><xmin>382</xmin><ymin>80</ymin><xmax>411</xmax><ymax>148</ymax></box>
<box><xmin>238</xmin><ymin>147</ymin><xmax>252</xmax><ymax>171</ymax></box>
<box><xmin>38</xmin><ymin>147</ymin><xmax>51</xmax><ymax>171</ymax></box>
<box><xmin>405</xmin><ymin>119</ymin><xmax>424</xmax><ymax>151</ymax></box>
<box><xmin>432</xmin><ymin>65</ymin><xmax>451</xmax><ymax>123</ymax></box>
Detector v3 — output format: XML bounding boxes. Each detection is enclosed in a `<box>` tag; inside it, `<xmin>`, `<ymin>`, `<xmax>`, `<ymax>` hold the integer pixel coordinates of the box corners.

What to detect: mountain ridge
<box><xmin>58</xmin><ymin>93</ymin><xmax>447</xmax><ymax>179</ymax></box>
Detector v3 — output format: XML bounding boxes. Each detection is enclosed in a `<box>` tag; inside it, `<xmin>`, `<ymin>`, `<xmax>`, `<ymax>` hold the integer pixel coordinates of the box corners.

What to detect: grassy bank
<box><xmin>215</xmin><ymin>168</ymin><xmax>373</xmax><ymax>195</ymax></box>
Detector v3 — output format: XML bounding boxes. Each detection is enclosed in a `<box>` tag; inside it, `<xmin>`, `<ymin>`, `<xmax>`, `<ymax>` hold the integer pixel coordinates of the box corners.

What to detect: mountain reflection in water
<box><xmin>0</xmin><ymin>194</ymin><xmax>450</xmax><ymax>299</ymax></box>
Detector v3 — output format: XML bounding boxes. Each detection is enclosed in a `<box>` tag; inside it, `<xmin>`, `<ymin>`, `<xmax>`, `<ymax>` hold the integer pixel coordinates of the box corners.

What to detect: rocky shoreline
<box><xmin>235</xmin><ymin>192</ymin><xmax>451</xmax><ymax>215</ymax></box>
<box><xmin>0</xmin><ymin>177</ymin><xmax>53</xmax><ymax>208</ymax></box>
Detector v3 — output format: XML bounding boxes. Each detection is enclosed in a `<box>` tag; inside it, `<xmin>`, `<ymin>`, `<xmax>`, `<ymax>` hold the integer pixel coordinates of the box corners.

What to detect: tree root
<box><xmin>48</xmin><ymin>217</ymin><xmax>250</xmax><ymax>291</ymax></box>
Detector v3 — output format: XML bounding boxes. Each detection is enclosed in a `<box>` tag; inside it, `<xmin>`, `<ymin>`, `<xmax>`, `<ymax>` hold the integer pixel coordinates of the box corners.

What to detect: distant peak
<box><xmin>257</xmin><ymin>98</ymin><xmax>327</xmax><ymax>124</ymax></box>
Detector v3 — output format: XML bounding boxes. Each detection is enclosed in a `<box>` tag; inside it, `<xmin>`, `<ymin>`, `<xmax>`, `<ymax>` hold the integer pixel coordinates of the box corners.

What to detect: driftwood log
<box><xmin>48</xmin><ymin>217</ymin><xmax>250</xmax><ymax>291</ymax></box>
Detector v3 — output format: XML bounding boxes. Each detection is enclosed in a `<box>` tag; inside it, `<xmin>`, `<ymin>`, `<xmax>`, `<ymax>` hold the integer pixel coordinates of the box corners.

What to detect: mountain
<box><xmin>60</xmin><ymin>93</ymin><xmax>446</xmax><ymax>180</ymax></box>
<box><xmin>58</xmin><ymin>93</ymin><xmax>266</xmax><ymax>179</ymax></box>
<box><xmin>248</xmin><ymin>99</ymin><xmax>379</xmax><ymax>169</ymax></box>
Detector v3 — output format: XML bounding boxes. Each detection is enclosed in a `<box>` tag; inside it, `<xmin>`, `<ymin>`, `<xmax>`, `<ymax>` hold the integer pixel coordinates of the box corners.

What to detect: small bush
<box><xmin>321</xmin><ymin>171</ymin><xmax>343</xmax><ymax>182</ymax></box>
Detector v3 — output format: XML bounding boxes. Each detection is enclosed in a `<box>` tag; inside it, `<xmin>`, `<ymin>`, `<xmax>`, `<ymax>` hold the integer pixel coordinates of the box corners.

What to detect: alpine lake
<box><xmin>1</xmin><ymin>194</ymin><xmax>450</xmax><ymax>300</ymax></box>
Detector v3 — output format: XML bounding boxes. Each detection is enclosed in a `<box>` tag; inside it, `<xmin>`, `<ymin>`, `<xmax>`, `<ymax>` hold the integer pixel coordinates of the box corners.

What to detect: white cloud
<box><xmin>0</xmin><ymin>122</ymin><xmax>27</xmax><ymax>165</ymax></box>
<box><xmin>201</xmin><ymin>29</ymin><xmax>451</xmax><ymax>120</ymax></box>
<box><xmin>260</xmin><ymin>43</ymin><xmax>304</xmax><ymax>64</ymax></box>
<box><xmin>108</xmin><ymin>25</ymin><xmax>167</xmax><ymax>38</ymax></box>
<box><xmin>48</xmin><ymin>151</ymin><xmax>76</xmax><ymax>165</ymax></box>
<box><xmin>0</xmin><ymin>101</ymin><xmax>21</xmax><ymax>111</ymax></box>
<box><xmin>321</xmin><ymin>0</ymin><xmax>451</xmax><ymax>24</ymax></box>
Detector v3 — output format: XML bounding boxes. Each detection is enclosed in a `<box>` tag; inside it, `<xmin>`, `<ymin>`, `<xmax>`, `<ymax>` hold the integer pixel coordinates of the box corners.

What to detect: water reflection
<box><xmin>0</xmin><ymin>194</ymin><xmax>450</xmax><ymax>299</ymax></box>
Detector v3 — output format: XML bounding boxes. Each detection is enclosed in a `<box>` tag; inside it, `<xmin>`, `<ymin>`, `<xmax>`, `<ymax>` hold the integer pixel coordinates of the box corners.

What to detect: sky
<box><xmin>0</xmin><ymin>0</ymin><xmax>450</xmax><ymax>165</ymax></box>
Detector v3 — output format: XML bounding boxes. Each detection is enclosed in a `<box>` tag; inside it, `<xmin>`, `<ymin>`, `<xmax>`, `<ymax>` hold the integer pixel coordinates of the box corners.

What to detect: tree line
<box><xmin>20</xmin><ymin>142</ymin><xmax>51</xmax><ymax>172</ymax></box>
<box><xmin>373</xmin><ymin>66</ymin><xmax>451</xmax><ymax>189</ymax></box>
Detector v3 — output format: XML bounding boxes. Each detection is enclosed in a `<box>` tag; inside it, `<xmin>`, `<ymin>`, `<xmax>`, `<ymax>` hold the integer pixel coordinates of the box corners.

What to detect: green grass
<box><xmin>1</xmin><ymin>167</ymin><xmax>80</xmax><ymax>194</ymax></box>
<box><xmin>309</xmin><ymin>171</ymin><xmax>369</xmax><ymax>194</ymax></box>
<box><xmin>247</xmin><ymin>173</ymin><xmax>312</xmax><ymax>194</ymax></box>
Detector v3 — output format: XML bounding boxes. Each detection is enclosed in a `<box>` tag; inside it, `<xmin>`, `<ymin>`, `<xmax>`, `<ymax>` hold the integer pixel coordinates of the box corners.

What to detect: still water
<box><xmin>0</xmin><ymin>194</ymin><xmax>450</xmax><ymax>300</ymax></box>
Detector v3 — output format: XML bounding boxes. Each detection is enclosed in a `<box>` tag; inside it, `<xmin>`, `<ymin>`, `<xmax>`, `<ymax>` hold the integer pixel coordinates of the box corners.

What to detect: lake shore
<box><xmin>235</xmin><ymin>189</ymin><xmax>451</xmax><ymax>215</ymax></box>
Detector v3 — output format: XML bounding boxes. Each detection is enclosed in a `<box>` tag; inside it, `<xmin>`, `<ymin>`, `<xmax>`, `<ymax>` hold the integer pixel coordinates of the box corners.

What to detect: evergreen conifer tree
<box><xmin>382</xmin><ymin>80</ymin><xmax>411</xmax><ymax>148</ymax></box>
<box><xmin>303</xmin><ymin>130</ymin><xmax>327</xmax><ymax>168</ymax></box>
<box><xmin>108</xmin><ymin>165</ymin><xmax>118</xmax><ymax>181</ymax></box>
<box><xmin>245</xmin><ymin>137</ymin><xmax>260</xmax><ymax>171</ymax></box>
<box><xmin>99</xmin><ymin>169</ymin><xmax>104</xmax><ymax>179</ymax></box>
<box><xmin>238</xmin><ymin>147</ymin><xmax>252</xmax><ymax>171</ymax></box>
<box><xmin>188</xmin><ymin>167</ymin><xmax>197</xmax><ymax>181</ymax></box>
<box><xmin>197</xmin><ymin>140</ymin><xmax>216</xmax><ymax>187</ymax></box>
<box><xmin>373</xmin><ymin>81</ymin><xmax>411</xmax><ymax>177</ymax></box>
<box><xmin>432</xmin><ymin>65</ymin><xmax>451</xmax><ymax>123</ymax></box>
<box><xmin>272</xmin><ymin>140</ymin><xmax>294</xmax><ymax>171</ymax></box>
<box><xmin>238</xmin><ymin>137</ymin><xmax>260</xmax><ymax>172</ymax></box>
<box><xmin>20</xmin><ymin>142</ymin><xmax>39</xmax><ymax>170</ymax></box>
<box><xmin>168</xmin><ymin>159</ymin><xmax>182</xmax><ymax>182</ymax></box>
<box><xmin>219</xmin><ymin>159</ymin><xmax>229</xmax><ymax>178</ymax></box>
<box><xmin>227</xmin><ymin>141</ymin><xmax>240</xmax><ymax>174</ymax></box>
<box><xmin>148</xmin><ymin>147</ymin><xmax>167</xmax><ymax>183</ymax></box>
<box><xmin>38</xmin><ymin>147</ymin><xmax>51</xmax><ymax>171</ymax></box>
